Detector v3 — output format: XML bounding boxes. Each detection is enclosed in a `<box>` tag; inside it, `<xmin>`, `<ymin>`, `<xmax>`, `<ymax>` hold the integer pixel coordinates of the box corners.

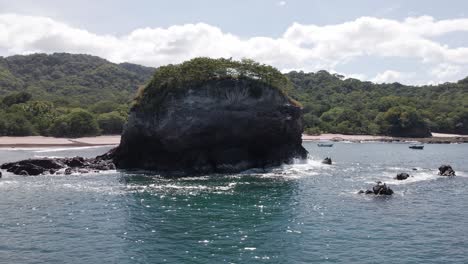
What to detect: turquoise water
<box><xmin>0</xmin><ymin>142</ymin><xmax>467</xmax><ymax>263</ymax></box>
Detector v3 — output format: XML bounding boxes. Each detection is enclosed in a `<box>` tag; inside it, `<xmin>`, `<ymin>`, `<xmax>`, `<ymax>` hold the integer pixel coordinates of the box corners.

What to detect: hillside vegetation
<box><xmin>0</xmin><ymin>53</ymin><xmax>466</xmax><ymax>137</ymax></box>
<box><xmin>0</xmin><ymin>53</ymin><xmax>154</xmax><ymax>137</ymax></box>
<box><xmin>287</xmin><ymin>71</ymin><xmax>467</xmax><ymax>136</ymax></box>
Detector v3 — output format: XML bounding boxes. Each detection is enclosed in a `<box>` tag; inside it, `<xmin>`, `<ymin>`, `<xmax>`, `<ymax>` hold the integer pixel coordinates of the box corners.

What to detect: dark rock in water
<box><xmin>321</xmin><ymin>157</ymin><xmax>332</xmax><ymax>165</ymax></box>
<box><xmin>1</xmin><ymin>158</ymin><xmax>64</xmax><ymax>176</ymax></box>
<box><xmin>1</xmin><ymin>157</ymin><xmax>116</xmax><ymax>176</ymax></box>
<box><xmin>372</xmin><ymin>182</ymin><xmax>394</xmax><ymax>195</ymax></box>
<box><xmin>359</xmin><ymin>181</ymin><xmax>394</xmax><ymax>195</ymax></box>
<box><xmin>110</xmin><ymin>76</ymin><xmax>307</xmax><ymax>174</ymax></box>
<box><xmin>438</xmin><ymin>165</ymin><xmax>456</xmax><ymax>176</ymax></box>
<box><xmin>357</xmin><ymin>189</ymin><xmax>376</xmax><ymax>194</ymax></box>
<box><xmin>0</xmin><ymin>171</ymin><xmax>2</xmax><ymax>178</ymax></box>
<box><xmin>65</xmin><ymin>157</ymin><xmax>86</xmax><ymax>167</ymax></box>
<box><xmin>395</xmin><ymin>172</ymin><xmax>410</xmax><ymax>180</ymax></box>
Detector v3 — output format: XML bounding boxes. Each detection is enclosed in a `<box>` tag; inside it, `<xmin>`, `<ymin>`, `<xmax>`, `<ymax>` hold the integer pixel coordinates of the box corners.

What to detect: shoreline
<box><xmin>302</xmin><ymin>133</ymin><xmax>468</xmax><ymax>144</ymax></box>
<box><xmin>0</xmin><ymin>136</ymin><xmax>121</xmax><ymax>148</ymax></box>
<box><xmin>0</xmin><ymin>133</ymin><xmax>467</xmax><ymax>148</ymax></box>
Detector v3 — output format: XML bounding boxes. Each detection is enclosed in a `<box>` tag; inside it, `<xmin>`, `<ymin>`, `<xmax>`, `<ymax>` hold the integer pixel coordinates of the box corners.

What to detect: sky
<box><xmin>1</xmin><ymin>0</ymin><xmax>468</xmax><ymax>84</ymax></box>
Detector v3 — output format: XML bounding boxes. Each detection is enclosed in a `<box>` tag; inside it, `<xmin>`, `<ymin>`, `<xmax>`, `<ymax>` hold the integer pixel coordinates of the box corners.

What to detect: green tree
<box><xmin>50</xmin><ymin>109</ymin><xmax>100</xmax><ymax>137</ymax></box>
<box><xmin>2</xmin><ymin>91</ymin><xmax>32</xmax><ymax>107</ymax></box>
<box><xmin>97</xmin><ymin>111</ymin><xmax>126</xmax><ymax>134</ymax></box>
<box><xmin>303</xmin><ymin>113</ymin><xmax>320</xmax><ymax>128</ymax></box>
<box><xmin>376</xmin><ymin>106</ymin><xmax>430</xmax><ymax>137</ymax></box>
<box><xmin>3</xmin><ymin>113</ymin><xmax>35</xmax><ymax>136</ymax></box>
<box><xmin>90</xmin><ymin>101</ymin><xmax>121</xmax><ymax>114</ymax></box>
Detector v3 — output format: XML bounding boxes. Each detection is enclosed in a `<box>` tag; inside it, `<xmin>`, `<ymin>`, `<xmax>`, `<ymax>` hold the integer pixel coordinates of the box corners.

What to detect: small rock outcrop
<box><xmin>321</xmin><ymin>157</ymin><xmax>332</xmax><ymax>165</ymax></box>
<box><xmin>438</xmin><ymin>165</ymin><xmax>456</xmax><ymax>176</ymax></box>
<box><xmin>395</xmin><ymin>172</ymin><xmax>410</xmax><ymax>180</ymax></box>
<box><xmin>359</xmin><ymin>182</ymin><xmax>394</xmax><ymax>195</ymax></box>
<box><xmin>109</xmin><ymin>58</ymin><xmax>308</xmax><ymax>174</ymax></box>
<box><xmin>1</xmin><ymin>157</ymin><xmax>115</xmax><ymax>176</ymax></box>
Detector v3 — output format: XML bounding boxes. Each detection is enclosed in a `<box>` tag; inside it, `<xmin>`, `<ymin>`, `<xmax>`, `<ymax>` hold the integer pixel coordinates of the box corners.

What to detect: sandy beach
<box><xmin>0</xmin><ymin>133</ymin><xmax>466</xmax><ymax>148</ymax></box>
<box><xmin>0</xmin><ymin>135</ymin><xmax>121</xmax><ymax>148</ymax></box>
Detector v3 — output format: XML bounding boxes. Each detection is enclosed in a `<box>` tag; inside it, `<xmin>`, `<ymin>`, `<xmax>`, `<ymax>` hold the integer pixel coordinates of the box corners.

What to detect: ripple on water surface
<box><xmin>0</xmin><ymin>143</ymin><xmax>468</xmax><ymax>263</ymax></box>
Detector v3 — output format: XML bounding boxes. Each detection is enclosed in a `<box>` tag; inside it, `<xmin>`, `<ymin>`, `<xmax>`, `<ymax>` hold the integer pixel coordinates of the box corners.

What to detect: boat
<box><xmin>409</xmin><ymin>145</ymin><xmax>424</xmax><ymax>150</ymax></box>
<box><xmin>317</xmin><ymin>143</ymin><xmax>334</xmax><ymax>147</ymax></box>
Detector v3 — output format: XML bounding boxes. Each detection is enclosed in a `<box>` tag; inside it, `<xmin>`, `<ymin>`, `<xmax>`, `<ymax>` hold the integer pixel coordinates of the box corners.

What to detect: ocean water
<box><xmin>0</xmin><ymin>142</ymin><xmax>467</xmax><ymax>264</ymax></box>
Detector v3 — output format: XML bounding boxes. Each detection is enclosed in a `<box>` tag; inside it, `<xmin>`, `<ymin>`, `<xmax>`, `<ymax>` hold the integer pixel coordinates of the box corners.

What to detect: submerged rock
<box><xmin>395</xmin><ymin>172</ymin><xmax>410</xmax><ymax>180</ymax></box>
<box><xmin>438</xmin><ymin>165</ymin><xmax>456</xmax><ymax>176</ymax></box>
<box><xmin>1</xmin><ymin>157</ymin><xmax>115</xmax><ymax>176</ymax></box>
<box><xmin>109</xmin><ymin>58</ymin><xmax>308</xmax><ymax>174</ymax></box>
<box><xmin>359</xmin><ymin>181</ymin><xmax>394</xmax><ymax>195</ymax></box>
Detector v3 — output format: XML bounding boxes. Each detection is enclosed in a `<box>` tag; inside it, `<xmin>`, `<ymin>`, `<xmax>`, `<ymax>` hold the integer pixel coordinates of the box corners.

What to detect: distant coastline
<box><xmin>302</xmin><ymin>133</ymin><xmax>468</xmax><ymax>144</ymax></box>
<box><xmin>0</xmin><ymin>133</ymin><xmax>466</xmax><ymax>148</ymax></box>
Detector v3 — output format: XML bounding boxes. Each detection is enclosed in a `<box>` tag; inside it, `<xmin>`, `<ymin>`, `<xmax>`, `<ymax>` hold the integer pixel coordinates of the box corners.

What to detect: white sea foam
<box><xmin>385</xmin><ymin>171</ymin><xmax>439</xmax><ymax>185</ymax></box>
<box><xmin>365</xmin><ymin>169</ymin><xmax>440</xmax><ymax>185</ymax></box>
<box><xmin>239</xmin><ymin>159</ymin><xmax>324</xmax><ymax>180</ymax></box>
<box><xmin>33</xmin><ymin>155</ymin><xmax>64</xmax><ymax>159</ymax></box>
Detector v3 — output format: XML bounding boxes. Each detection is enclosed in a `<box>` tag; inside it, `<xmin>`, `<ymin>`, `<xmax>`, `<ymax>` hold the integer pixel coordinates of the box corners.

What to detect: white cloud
<box><xmin>277</xmin><ymin>1</ymin><xmax>287</xmax><ymax>6</ymax></box>
<box><xmin>345</xmin><ymin>73</ymin><xmax>367</xmax><ymax>81</ymax></box>
<box><xmin>430</xmin><ymin>63</ymin><xmax>461</xmax><ymax>79</ymax></box>
<box><xmin>1</xmin><ymin>13</ymin><xmax>468</xmax><ymax>84</ymax></box>
<box><xmin>371</xmin><ymin>70</ymin><xmax>408</xmax><ymax>83</ymax></box>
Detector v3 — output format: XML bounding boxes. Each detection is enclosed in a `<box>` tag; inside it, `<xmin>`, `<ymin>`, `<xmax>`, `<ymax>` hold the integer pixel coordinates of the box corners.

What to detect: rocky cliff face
<box><xmin>111</xmin><ymin>78</ymin><xmax>307</xmax><ymax>174</ymax></box>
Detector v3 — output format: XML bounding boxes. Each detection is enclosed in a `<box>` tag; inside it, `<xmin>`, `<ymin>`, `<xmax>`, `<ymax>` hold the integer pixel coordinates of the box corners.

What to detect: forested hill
<box><xmin>0</xmin><ymin>53</ymin><xmax>466</xmax><ymax>137</ymax></box>
<box><xmin>286</xmin><ymin>71</ymin><xmax>468</xmax><ymax>136</ymax></box>
<box><xmin>0</xmin><ymin>53</ymin><xmax>155</xmax><ymax>105</ymax></box>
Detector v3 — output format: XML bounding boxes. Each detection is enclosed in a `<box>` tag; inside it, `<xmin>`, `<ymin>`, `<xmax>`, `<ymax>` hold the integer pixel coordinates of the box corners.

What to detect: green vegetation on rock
<box><xmin>135</xmin><ymin>57</ymin><xmax>295</xmax><ymax>109</ymax></box>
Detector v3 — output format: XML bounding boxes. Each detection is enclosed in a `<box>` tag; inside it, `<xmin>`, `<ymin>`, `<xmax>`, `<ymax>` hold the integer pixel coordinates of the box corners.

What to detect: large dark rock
<box><xmin>1</xmin><ymin>159</ymin><xmax>59</xmax><ymax>176</ymax></box>
<box><xmin>438</xmin><ymin>165</ymin><xmax>456</xmax><ymax>176</ymax></box>
<box><xmin>111</xmin><ymin>78</ymin><xmax>307</xmax><ymax>174</ymax></box>
<box><xmin>2</xmin><ymin>59</ymin><xmax>308</xmax><ymax>176</ymax></box>
<box><xmin>1</xmin><ymin>157</ymin><xmax>115</xmax><ymax>176</ymax></box>
<box><xmin>64</xmin><ymin>157</ymin><xmax>87</xmax><ymax>167</ymax></box>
